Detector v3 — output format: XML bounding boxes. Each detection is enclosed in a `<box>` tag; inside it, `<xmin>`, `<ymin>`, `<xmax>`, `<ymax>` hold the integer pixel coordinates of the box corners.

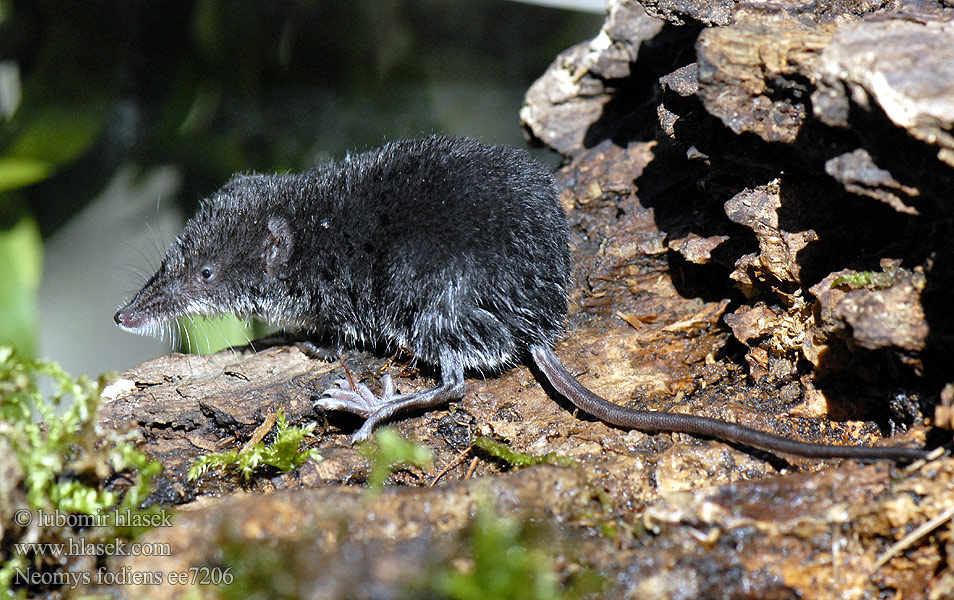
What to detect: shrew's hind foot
<box><xmin>315</xmin><ymin>353</ymin><xmax>467</xmax><ymax>443</ymax></box>
<box><xmin>317</xmin><ymin>375</ymin><xmax>398</xmax><ymax>419</ymax></box>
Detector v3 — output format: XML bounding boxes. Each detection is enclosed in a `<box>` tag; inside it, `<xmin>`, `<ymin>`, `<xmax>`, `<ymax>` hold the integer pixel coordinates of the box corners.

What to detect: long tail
<box><xmin>530</xmin><ymin>344</ymin><xmax>927</xmax><ymax>461</ymax></box>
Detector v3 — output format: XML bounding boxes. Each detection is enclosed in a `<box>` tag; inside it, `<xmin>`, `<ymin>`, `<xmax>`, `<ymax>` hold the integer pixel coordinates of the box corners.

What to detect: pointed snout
<box><xmin>114</xmin><ymin>304</ymin><xmax>146</xmax><ymax>332</ymax></box>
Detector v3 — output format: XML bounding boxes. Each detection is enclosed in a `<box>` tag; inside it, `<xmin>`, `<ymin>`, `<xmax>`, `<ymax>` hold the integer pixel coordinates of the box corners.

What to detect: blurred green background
<box><xmin>0</xmin><ymin>0</ymin><xmax>601</xmax><ymax>376</ymax></box>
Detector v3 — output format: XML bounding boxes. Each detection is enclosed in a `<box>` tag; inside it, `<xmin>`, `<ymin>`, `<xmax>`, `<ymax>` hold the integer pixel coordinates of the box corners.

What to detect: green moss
<box><xmin>0</xmin><ymin>346</ymin><xmax>163</xmax><ymax>597</ymax></box>
<box><xmin>217</xmin><ymin>537</ymin><xmax>288</xmax><ymax>600</ymax></box>
<box><xmin>433</xmin><ymin>497</ymin><xmax>603</xmax><ymax>600</ymax></box>
<box><xmin>831</xmin><ymin>264</ymin><xmax>904</xmax><ymax>290</ymax></box>
<box><xmin>0</xmin><ymin>554</ymin><xmax>25</xmax><ymax>600</ymax></box>
<box><xmin>188</xmin><ymin>410</ymin><xmax>320</xmax><ymax>482</ymax></box>
<box><xmin>358</xmin><ymin>427</ymin><xmax>433</xmax><ymax>495</ymax></box>
<box><xmin>0</xmin><ymin>346</ymin><xmax>160</xmax><ymax>515</ymax></box>
<box><xmin>473</xmin><ymin>436</ymin><xmax>576</xmax><ymax>468</ymax></box>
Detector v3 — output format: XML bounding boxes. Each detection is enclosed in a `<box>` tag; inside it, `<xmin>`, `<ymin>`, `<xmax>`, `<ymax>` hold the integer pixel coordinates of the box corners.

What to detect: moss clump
<box><xmin>433</xmin><ymin>496</ymin><xmax>603</xmax><ymax>600</ymax></box>
<box><xmin>358</xmin><ymin>427</ymin><xmax>433</xmax><ymax>495</ymax></box>
<box><xmin>0</xmin><ymin>346</ymin><xmax>163</xmax><ymax>597</ymax></box>
<box><xmin>188</xmin><ymin>410</ymin><xmax>320</xmax><ymax>482</ymax></box>
<box><xmin>831</xmin><ymin>262</ymin><xmax>905</xmax><ymax>290</ymax></box>
<box><xmin>473</xmin><ymin>436</ymin><xmax>576</xmax><ymax>468</ymax></box>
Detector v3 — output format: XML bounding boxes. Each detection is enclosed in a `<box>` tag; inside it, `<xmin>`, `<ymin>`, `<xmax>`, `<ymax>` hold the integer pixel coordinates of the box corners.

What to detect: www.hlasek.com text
<box><xmin>14</xmin><ymin>537</ymin><xmax>172</xmax><ymax>558</ymax></box>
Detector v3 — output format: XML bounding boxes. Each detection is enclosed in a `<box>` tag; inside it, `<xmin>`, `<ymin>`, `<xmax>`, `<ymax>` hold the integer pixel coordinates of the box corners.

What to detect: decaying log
<box><xmin>89</xmin><ymin>1</ymin><xmax>954</xmax><ymax>597</ymax></box>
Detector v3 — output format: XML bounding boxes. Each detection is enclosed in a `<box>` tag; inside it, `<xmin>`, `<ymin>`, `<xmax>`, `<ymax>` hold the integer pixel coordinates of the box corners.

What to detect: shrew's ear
<box><xmin>264</xmin><ymin>216</ymin><xmax>294</xmax><ymax>278</ymax></box>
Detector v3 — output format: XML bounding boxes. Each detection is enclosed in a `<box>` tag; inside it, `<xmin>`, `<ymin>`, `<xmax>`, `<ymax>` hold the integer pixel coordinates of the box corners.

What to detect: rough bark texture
<box><xmin>87</xmin><ymin>1</ymin><xmax>954</xmax><ymax>598</ymax></box>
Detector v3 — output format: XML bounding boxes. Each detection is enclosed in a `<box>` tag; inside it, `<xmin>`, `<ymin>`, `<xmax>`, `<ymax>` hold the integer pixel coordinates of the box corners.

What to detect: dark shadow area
<box><xmin>778</xmin><ymin>173</ymin><xmax>922</xmax><ymax>286</ymax></box>
<box><xmin>582</xmin><ymin>22</ymin><xmax>702</xmax><ymax>148</ymax></box>
<box><xmin>572</xmin><ymin>43</ymin><xmax>951</xmax><ymax>436</ymax></box>
<box><xmin>838</xmin><ymin>103</ymin><xmax>954</xmax><ymax>396</ymax></box>
<box><xmin>849</xmin><ymin>104</ymin><xmax>954</xmax><ymax>214</ymax></box>
<box><xmin>631</xmin><ymin>134</ymin><xmax>756</xmax><ymax>305</ymax></box>
<box><xmin>785</xmin><ymin>101</ymin><xmax>954</xmax><ymax>418</ymax></box>
<box><xmin>811</xmin><ymin>345</ymin><xmax>927</xmax><ymax>431</ymax></box>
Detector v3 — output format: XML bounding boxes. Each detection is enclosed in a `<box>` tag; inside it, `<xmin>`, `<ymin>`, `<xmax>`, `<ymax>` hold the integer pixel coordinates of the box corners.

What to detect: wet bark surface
<box><xmin>94</xmin><ymin>1</ymin><xmax>954</xmax><ymax>597</ymax></box>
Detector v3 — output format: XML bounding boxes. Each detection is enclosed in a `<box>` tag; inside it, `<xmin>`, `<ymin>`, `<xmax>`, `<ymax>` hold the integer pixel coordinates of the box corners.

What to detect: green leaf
<box><xmin>0</xmin><ymin>157</ymin><xmax>52</xmax><ymax>193</ymax></box>
<box><xmin>0</xmin><ymin>103</ymin><xmax>105</xmax><ymax>193</ymax></box>
<box><xmin>7</xmin><ymin>104</ymin><xmax>105</xmax><ymax>165</ymax></box>
<box><xmin>177</xmin><ymin>314</ymin><xmax>258</xmax><ymax>354</ymax></box>
<box><xmin>0</xmin><ymin>214</ymin><xmax>42</xmax><ymax>356</ymax></box>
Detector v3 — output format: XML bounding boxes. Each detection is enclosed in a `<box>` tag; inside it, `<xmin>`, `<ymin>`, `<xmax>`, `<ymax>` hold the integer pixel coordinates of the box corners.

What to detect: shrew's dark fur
<box><xmin>116</xmin><ymin>136</ymin><xmax>926</xmax><ymax>459</ymax></box>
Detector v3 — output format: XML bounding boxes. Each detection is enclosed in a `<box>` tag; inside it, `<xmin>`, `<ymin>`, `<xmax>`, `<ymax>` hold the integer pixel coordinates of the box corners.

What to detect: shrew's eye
<box><xmin>200</xmin><ymin>266</ymin><xmax>215</xmax><ymax>281</ymax></box>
